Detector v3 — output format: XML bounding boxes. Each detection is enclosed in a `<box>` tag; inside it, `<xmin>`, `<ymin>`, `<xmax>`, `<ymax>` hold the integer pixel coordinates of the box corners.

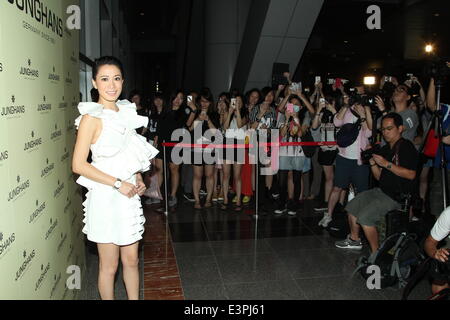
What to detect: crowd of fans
<box><xmin>125</xmin><ymin>70</ymin><xmax>450</xmax><ymax>296</ymax></box>
<box><xmin>129</xmin><ymin>73</ymin><xmax>433</xmax><ymax>218</ymax></box>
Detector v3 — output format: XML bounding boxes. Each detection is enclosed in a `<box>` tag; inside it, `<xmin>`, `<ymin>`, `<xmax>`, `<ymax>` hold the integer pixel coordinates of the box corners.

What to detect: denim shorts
<box><xmin>279</xmin><ymin>156</ymin><xmax>308</xmax><ymax>171</ymax></box>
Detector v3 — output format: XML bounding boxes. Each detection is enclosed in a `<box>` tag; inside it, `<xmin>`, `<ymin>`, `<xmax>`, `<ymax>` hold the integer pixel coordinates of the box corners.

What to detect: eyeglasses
<box><xmin>381</xmin><ymin>126</ymin><xmax>395</xmax><ymax>132</ymax></box>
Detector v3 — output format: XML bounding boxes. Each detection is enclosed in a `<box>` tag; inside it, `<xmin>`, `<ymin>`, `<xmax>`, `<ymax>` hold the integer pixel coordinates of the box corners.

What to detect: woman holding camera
<box><xmin>274</xmin><ymin>95</ymin><xmax>311</xmax><ymax>216</ymax></box>
<box><xmin>311</xmin><ymin>95</ymin><xmax>338</xmax><ymax>214</ymax></box>
<box><xmin>221</xmin><ymin>94</ymin><xmax>248</xmax><ymax>211</ymax></box>
<box><xmin>188</xmin><ymin>91</ymin><xmax>221</xmax><ymax>209</ymax></box>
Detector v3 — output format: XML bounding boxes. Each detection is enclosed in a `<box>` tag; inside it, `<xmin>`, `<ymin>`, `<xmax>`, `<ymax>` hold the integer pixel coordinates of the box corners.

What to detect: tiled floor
<box><xmin>141</xmin><ymin>198</ymin><xmax>434</xmax><ymax>301</ymax></box>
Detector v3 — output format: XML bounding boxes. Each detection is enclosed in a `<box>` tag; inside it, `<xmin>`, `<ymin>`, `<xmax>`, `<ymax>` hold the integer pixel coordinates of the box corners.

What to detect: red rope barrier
<box><xmin>161</xmin><ymin>141</ymin><xmax>337</xmax><ymax>148</ymax></box>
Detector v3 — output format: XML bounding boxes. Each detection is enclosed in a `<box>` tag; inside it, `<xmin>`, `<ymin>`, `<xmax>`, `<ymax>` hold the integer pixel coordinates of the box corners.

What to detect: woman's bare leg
<box><xmin>97</xmin><ymin>243</ymin><xmax>120</xmax><ymax>300</ymax></box>
<box><xmin>120</xmin><ymin>242</ymin><xmax>140</xmax><ymax>300</ymax></box>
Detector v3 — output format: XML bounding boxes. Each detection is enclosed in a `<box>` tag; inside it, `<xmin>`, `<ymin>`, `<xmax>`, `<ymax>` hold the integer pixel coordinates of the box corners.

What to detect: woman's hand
<box><xmin>375</xmin><ymin>95</ymin><xmax>386</xmax><ymax>112</ymax></box>
<box><xmin>354</xmin><ymin>104</ymin><xmax>366</xmax><ymax>118</ymax></box>
<box><xmin>119</xmin><ymin>181</ymin><xmax>139</xmax><ymax>198</ymax></box>
<box><xmin>136</xmin><ymin>180</ymin><xmax>146</xmax><ymax>196</ymax></box>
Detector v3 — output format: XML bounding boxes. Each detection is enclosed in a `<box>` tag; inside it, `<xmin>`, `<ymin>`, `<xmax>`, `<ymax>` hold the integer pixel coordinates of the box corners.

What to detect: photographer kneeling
<box><xmin>336</xmin><ymin>113</ymin><xmax>419</xmax><ymax>253</ymax></box>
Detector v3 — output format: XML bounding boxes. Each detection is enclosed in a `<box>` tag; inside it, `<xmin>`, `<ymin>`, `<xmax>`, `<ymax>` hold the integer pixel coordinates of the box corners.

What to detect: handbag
<box><xmin>423</xmin><ymin>128</ymin><xmax>439</xmax><ymax>158</ymax></box>
<box><xmin>336</xmin><ymin>108</ymin><xmax>362</xmax><ymax>148</ymax></box>
<box><xmin>301</xmin><ymin>130</ymin><xmax>316</xmax><ymax>158</ymax></box>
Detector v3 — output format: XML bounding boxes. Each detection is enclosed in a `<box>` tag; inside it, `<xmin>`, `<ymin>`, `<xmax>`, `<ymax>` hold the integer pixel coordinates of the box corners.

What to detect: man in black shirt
<box><xmin>336</xmin><ymin>113</ymin><xmax>419</xmax><ymax>253</ymax></box>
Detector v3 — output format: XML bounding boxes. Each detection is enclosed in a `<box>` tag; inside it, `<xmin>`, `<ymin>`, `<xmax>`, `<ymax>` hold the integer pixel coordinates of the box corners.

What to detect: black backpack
<box><xmin>354</xmin><ymin>232</ymin><xmax>426</xmax><ymax>289</ymax></box>
<box><xmin>326</xmin><ymin>203</ymin><xmax>349</xmax><ymax>239</ymax></box>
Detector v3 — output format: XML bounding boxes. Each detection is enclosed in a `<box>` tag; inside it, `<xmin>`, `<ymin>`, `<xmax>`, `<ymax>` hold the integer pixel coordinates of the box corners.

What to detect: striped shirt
<box><xmin>249</xmin><ymin>104</ymin><xmax>277</xmax><ymax>130</ymax></box>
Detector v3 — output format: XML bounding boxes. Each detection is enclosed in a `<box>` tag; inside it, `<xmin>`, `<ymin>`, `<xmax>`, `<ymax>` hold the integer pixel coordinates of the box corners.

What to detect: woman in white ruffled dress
<box><xmin>72</xmin><ymin>56</ymin><xmax>158</xmax><ymax>300</ymax></box>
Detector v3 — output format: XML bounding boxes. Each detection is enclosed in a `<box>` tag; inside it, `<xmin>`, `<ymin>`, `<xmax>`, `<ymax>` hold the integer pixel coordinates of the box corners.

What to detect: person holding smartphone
<box><xmin>188</xmin><ymin>90</ymin><xmax>221</xmax><ymax>209</ymax></box>
<box><xmin>222</xmin><ymin>94</ymin><xmax>248</xmax><ymax>211</ymax></box>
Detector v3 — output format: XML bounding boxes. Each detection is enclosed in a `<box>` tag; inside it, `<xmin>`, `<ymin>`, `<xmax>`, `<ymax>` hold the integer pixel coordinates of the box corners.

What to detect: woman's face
<box><xmin>154</xmin><ymin>97</ymin><xmax>163</xmax><ymax>109</ymax></box>
<box><xmin>172</xmin><ymin>92</ymin><xmax>184</xmax><ymax>108</ymax></box>
<box><xmin>131</xmin><ymin>94</ymin><xmax>141</xmax><ymax>106</ymax></box>
<box><xmin>249</xmin><ymin>92</ymin><xmax>259</xmax><ymax>106</ymax></box>
<box><xmin>264</xmin><ymin>91</ymin><xmax>274</xmax><ymax>104</ymax></box>
<box><xmin>200</xmin><ymin>97</ymin><xmax>210</xmax><ymax>111</ymax></box>
<box><xmin>218</xmin><ymin>100</ymin><xmax>227</xmax><ymax>113</ymax></box>
<box><xmin>92</xmin><ymin>64</ymin><xmax>123</xmax><ymax>103</ymax></box>
<box><xmin>236</xmin><ymin>96</ymin><xmax>244</xmax><ymax>109</ymax></box>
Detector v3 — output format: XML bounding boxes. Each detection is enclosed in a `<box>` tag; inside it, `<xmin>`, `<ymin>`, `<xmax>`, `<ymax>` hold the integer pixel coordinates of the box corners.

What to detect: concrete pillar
<box><xmin>204</xmin><ymin>0</ymin><xmax>251</xmax><ymax>97</ymax></box>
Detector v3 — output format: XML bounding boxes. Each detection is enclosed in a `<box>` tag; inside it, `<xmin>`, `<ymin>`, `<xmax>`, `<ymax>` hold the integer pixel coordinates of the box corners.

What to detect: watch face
<box><xmin>114</xmin><ymin>180</ymin><xmax>122</xmax><ymax>189</ymax></box>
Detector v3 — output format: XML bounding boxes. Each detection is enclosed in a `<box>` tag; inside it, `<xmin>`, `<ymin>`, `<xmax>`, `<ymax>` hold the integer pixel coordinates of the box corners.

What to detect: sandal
<box><xmin>220</xmin><ymin>203</ymin><xmax>229</xmax><ymax>211</ymax></box>
<box><xmin>204</xmin><ymin>201</ymin><xmax>213</xmax><ymax>208</ymax></box>
<box><xmin>194</xmin><ymin>202</ymin><xmax>202</xmax><ymax>210</ymax></box>
<box><xmin>234</xmin><ymin>204</ymin><xmax>243</xmax><ymax>212</ymax></box>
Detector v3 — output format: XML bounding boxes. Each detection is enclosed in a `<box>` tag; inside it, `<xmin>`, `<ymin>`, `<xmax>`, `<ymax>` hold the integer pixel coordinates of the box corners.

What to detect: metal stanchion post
<box><xmin>163</xmin><ymin>141</ymin><xmax>169</xmax><ymax>216</ymax></box>
<box><xmin>255</xmin><ymin>135</ymin><xmax>259</xmax><ymax>220</ymax></box>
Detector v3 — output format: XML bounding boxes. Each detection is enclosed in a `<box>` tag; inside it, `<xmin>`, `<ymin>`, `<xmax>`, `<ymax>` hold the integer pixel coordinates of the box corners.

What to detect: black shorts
<box><xmin>318</xmin><ymin>149</ymin><xmax>338</xmax><ymax>166</ymax></box>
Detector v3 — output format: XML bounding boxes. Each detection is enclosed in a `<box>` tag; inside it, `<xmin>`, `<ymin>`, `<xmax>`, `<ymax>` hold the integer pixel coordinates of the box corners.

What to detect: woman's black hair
<box><xmin>92</xmin><ymin>56</ymin><xmax>124</xmax><ymax>80</ymax></box>
<box><xmin>169</xmin><ymin>90</ymin><xmax>185</xmax><ymax>107</ymax></box>
<box><xmin>260</xmin><ymin>87</ymin><xmax>274</xmax><ymax>104</ymax></box>
<box><xmin>128</xmin><ymin>89</ymin><xmax>142</xmax><ymax>101</ymax></box>
<box><xmin>199</xmin><ymin>88</ymin><xmax>215</xmax><ymax>114</ymax></box>
<box><xmin>150</xmin><ymin>92</ymin><xmax>167</xmax><ymax>114</ymax></box>
<box><xmin>245</xmin><ymin>88</ymin><xmax>261</xmax><ymax>105</ymax></box>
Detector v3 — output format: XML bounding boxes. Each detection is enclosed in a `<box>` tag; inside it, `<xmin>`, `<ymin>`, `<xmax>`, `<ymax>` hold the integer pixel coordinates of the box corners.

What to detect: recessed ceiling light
<box><xmin>140</xmin><ymin>12</ymin><xmax>145</xmax><ymax>16</ymax></box>
<box><xmin>434</xmin><ymin>13</ymin><xmax>440</xmax><ymax>17</ymax></box>
<box><xmin>344</xmin><ymin>40</ymin><xmax>349</xmax><ymax>44</ymax></box>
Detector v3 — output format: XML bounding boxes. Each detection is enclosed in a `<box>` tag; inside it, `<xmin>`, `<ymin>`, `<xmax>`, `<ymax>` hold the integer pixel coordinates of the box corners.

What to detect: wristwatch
<box><xmin>386</xmin><ymin>163</ymin><xmax>392</xmax><ymax>170</ymax></box>
<box><xmin>113</xmin><ymin>178</ymin><xmax>122</xmax><ymax>190</ymax></box>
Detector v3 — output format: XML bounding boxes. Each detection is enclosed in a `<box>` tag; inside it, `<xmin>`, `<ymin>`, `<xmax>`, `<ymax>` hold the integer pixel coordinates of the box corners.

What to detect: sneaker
<box><xmin>199</xmin><ymin>189</ymin><xmax>207</xmax><ymax>196</ymax></box>
<box><xmin>318</xmin><ymin>213</ymin><xmax>332</xmax><ymax>227</ymax></box>
<box><xmin>168</xmin><ymin>196</ymin><xmax>178</xmax><ymax>208</ymax></box>
<box><xmin>274</xmin><ymin>203</ymin><xmax>287</xmax><ymax>215</ymax></box>
<box><xmin>314</xmin><ymin>206</ymin><xmax>328</xmax><ymax>213</ymax></box>
<box><xmin>335</xmin><ymin>235</ymin><xmax>363</xmax><ymax>250</ymax></box>
<box><xmin>287</xmin><ymin>201</ymin><xmax>298</xmax><ymax>216</ymax></box>
<box><xmin>183</xmin><ymin>193</ymin><xmax>195</xmax><ymax>202</ymax></box>
<box><xmin>271</xmin><ymin>193</ymin><xmax>280</xmax><ymax>200</ymax></box>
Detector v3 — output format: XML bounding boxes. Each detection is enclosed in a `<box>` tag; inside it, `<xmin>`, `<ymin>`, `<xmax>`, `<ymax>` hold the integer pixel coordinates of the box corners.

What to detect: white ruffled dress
<box><xmin>74</xmin><ymin>100</ymin><xmax>159</xmax><ymax>246</ymax></box>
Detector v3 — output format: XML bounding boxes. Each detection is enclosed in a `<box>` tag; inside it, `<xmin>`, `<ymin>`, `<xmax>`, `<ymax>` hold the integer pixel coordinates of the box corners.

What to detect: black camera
<box><xmin>424</xmin><ymin>58</ymin><xmax>450</xmax><ymax>82</ymax></box>
<box><xmin>349</xmin><ymin>93</ymin><xmax>377</xmax><ymax>109</ymax></box>
<box><xmin>321</xmin><ymin>109</ymin><xmax>334</xmax><ymax>124</ymax></box>
<box><xmin>361</xmin><ymin>144</ymin><xmax>382</xmax><ymax>164</ymax></box>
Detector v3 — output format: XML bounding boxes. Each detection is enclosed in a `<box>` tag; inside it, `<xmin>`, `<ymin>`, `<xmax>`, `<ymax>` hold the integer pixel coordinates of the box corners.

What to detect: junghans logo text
<box><xmin>1</xmin><ymin>95</ymin><xmax>26</xmax><ymax>117</ymax></box>
<box><xmin>30</xmin><ymin>200</ymin><xmax>46</xmax><ymax>224</ymax></box>
<box><xmin>6</xmin><ymin>0</ymin><xmax>64</xmax><ymax>37</ymax></box>
<box><xmin>38</xmin><ymin>95</ymin><xmax>51</xmax><ymax>112</ymax></box>
<box><xmin>20</xmin><ymin>59</ymin><xmax>39</xmax><ymax>78</ymax></box>
<box><xmin>35</xmin><ymin>262</ymin><xmax>50</xmax><ymax>291</ymax></box>
<box><xmin>50</xmin><ymin>124</ymin><xmax>62</xmax><ymax>141</ymax></box>
<box><xmin>0</xmin><ymin>232</ymin><xmax>16</xmax><ymax>257</ymax></box>
<box><xmin>15</xmin><ymin>249</ymin><xmax>36</xmax><ymax>281</ymax></box>
<box><xmin>8</xmin><ymin>175</ymin><xmax>30</xmax><ymax>202</ymax></box>
<box><xmin>48</xmin><ymin>66</ymin><xmax>60</xmax><ymax>82</ymax></box>
<box><xmin>24</xmin><ymin>130</ymin><xmax>43</xmax><ymax>151</ymax></box>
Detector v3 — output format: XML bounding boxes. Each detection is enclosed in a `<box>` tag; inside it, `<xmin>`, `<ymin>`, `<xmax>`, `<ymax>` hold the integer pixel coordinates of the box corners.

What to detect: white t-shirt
<box><xmin>431</xmin><ymin>206</ymin><xmax>450</xmax><ymax>243</ymax></box>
